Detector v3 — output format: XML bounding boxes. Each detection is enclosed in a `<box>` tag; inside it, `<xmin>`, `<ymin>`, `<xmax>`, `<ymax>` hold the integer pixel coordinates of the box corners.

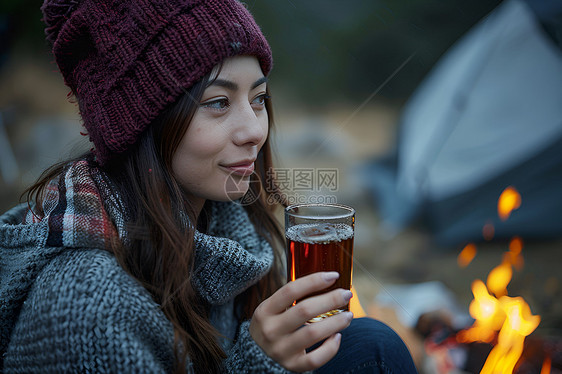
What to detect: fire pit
<box><xmin>418</xmin><ymin>187</ymin><xmax>561</xmax><ymax>373</ymax></box>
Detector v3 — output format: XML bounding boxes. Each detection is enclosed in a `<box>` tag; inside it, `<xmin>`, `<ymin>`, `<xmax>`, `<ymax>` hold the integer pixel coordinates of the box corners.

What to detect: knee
<box><xmin>342</xmin><ymin>318</ymin><xmax>417</xmax><ymax>372</ymax></box>
<box><xmin>345</xmin><ymin>318</ymin><xmax>405</xmax><ymax>351</ymax></box>
<box><xmin>316</xmin><ymin>318</ymin><xmax>418</xmax><ymax>373</ymax></box>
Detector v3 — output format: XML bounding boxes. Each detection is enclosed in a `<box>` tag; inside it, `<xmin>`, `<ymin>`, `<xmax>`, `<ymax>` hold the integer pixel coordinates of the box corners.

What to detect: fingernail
<box><xmin>334</xmin><ymin>333</ymin><xmax>342</xmax><ymax>343</ymax></box>
<box><xmin>342</xmin><ymin>290</ymin><xmax>353</xmax><ymax>301</ymax></box>
<box><xmin>344</xmin><ymin>311</ymin><xmax>354</xmax><ymax>320</ymax></box>
<box><xmin>323</xmin><ymin>272</ymin><xmax>340</xmax><ymax>282</ymax></box>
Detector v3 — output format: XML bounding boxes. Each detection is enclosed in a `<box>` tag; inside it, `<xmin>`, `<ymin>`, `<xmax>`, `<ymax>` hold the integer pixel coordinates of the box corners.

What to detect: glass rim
<box><xmin>285</xmin><ymin>203</ymin><xmax>355</xmax><ymax>220</ymax></box>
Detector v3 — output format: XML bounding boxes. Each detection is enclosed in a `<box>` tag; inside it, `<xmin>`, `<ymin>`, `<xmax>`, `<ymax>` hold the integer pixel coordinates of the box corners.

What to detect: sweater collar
<box><xmin>25</xmin><ymin>160</ymin><xmax>274</xmax><ymax>306</ymax></box>
<box><xmin>193</xmin><ymin>201</ymin><xmax>274</xmax><ymax>305</ymax></box>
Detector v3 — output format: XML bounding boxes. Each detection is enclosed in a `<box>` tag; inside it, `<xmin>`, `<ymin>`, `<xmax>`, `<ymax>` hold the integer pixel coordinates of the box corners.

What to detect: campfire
<box><xmin>413</xmin><ymin>186</ymin><xmax>560</xmax><ymax>373</ymax></box>
<box><xmin>454</xmin><ymin>186</ymin><xmax>551</xmax><ymax>373</ymax></box>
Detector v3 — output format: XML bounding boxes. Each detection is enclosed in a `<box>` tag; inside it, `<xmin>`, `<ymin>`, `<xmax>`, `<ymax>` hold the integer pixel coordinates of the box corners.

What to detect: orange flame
<box><xmin>457</xmin><ymin>280</ymin><xmax>504</xmax><ymax>343</ymax></box>
<box><xmin>457</xmin><ymin>190</ymin><xmax>541</xmax><ymax>374</ymax></box>
<box><xmin>541</xmin><ymin>356</ymin><xmax>552</xmax><ymax>374</ymax></box>
<box><xmin>458</xmin><ymin>243</ymin><xmax>477</xmax><ymax>268</ymax></box>
<box><xmin>457</xmin><ymin>190</ymin><xmax>541</xmax><ymax>373</ymax></box>
<box><xmin>487</xmin><ymin>260</ymin><xmax>513</xmax><ymax>298</ymax></box>
<box><xmin>458</xmin><ymin>273</ymin><xmax>541</xmax><ymax>373</ymax></box>
<box><xmin>350</xmin><ymin>286</ymin><xmax>366</xmax><ymax>318</ymax></box>
<box><xmin>480</xmin><ymin>297</ymin><xmax>541</xmax><ymax>374</ymax></box>
<box><xmin>498</xmin><ymin>187</ymin><xmax>521</xmax><ymax>221</ymax></box>
<box><xmin>508</xmin><ymin>237</ymin><xmax>524</xmax><ymax>270</ymax></box>
<box><xmin>509</xmin><ymin>237</ymin><xmax>523</xmax><ymax>255</ymax></box>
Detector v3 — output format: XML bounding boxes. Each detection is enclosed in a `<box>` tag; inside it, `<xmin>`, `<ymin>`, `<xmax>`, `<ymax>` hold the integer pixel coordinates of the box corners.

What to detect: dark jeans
<box><xmin>315</xmin><ymin>318</ymin><xmax>418</xmax><ymax>374</ymax></box>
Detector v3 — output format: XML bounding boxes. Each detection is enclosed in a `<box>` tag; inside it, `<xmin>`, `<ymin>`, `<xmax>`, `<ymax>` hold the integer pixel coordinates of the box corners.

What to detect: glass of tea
<box><xmin>285</xmin><ymin>203</ymin><xmax>355</xmax><ymax>322</ymax></box>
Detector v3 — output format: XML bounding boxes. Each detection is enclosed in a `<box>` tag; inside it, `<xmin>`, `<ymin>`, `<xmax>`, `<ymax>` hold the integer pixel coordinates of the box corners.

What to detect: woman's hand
<box><xmin>249</xmin><ymin>272</ymin><xmax>353</xmax><ymax>372</ymax></box>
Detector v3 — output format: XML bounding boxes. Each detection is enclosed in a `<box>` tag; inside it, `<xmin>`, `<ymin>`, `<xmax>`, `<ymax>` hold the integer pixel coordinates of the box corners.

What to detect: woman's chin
<box><xmin>223</xmin><ymin>176</ymin><xmax>250</xmax><ymax>201</ymax></box>
<box><xmin>224</xmin><ymin>189</ymin><xmax>248</xmax><ymax>202</ymax></box>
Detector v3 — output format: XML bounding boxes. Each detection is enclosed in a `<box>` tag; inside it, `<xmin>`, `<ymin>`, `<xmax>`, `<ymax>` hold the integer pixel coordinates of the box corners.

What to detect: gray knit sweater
<box><xmin>0</xmin><ymin>162</ymin><xmax>290</xmax><ymax>373</ymax></box>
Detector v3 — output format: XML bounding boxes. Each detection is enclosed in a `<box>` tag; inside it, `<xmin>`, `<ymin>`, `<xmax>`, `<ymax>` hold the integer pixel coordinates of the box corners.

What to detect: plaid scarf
<box><xmin>24</xmin><ymin>159</ymin><xmax>121</xmax><ymax>251</ymax></box>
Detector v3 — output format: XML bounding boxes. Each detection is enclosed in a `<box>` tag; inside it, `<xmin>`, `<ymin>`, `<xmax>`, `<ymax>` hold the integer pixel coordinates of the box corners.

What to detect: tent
<box><xmin>362</xmin><ymin>0</ymin><xmax>562</xmax><ymax>245</ymax></box>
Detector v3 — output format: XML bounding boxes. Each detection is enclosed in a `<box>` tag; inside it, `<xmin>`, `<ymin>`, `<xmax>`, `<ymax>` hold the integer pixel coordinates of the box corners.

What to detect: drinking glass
<box><xmin>285</xmin><ymin>203</ymin><xmax>355</xmax><ymax>322</ymax></box>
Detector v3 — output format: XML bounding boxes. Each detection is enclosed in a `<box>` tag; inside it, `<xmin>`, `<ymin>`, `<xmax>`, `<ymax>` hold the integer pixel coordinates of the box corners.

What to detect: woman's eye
<box><xmin>201</xmin><ymin>98</ymin><xmax>230</xmax><ymax>111</ymax></box>
<box><xmin>252</xmin><ymin>93</ymin><xmax>270</xmax><ymax>107</ymax></box>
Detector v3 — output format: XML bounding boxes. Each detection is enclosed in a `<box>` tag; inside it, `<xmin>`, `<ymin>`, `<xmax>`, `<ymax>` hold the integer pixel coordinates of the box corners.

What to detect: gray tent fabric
<box><xmin>362</xmin><ymin>0</ymin><xmax>562</xmax><ymax>245</ymax></box>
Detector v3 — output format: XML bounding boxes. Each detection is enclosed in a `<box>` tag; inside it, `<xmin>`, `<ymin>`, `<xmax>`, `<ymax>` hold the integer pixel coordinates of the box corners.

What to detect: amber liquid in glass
<box><xmin>286</xmin><ymin>223</ymin><xmax>353</xmax><ymax>321</ymax></box>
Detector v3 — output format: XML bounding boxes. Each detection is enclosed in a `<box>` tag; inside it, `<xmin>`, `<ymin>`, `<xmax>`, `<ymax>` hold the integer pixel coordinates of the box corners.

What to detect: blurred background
<box><xmin>1</xmin><ymin>0</ymin><xmax>561</xmax><ymax>372</ymax></box>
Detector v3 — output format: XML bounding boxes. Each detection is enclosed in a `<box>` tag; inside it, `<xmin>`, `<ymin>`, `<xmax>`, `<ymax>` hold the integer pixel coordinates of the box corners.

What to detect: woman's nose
<box><xmin>231</xmin><ymin>102</ymin><xmax>268</xmax><ymax>146</ymax></box>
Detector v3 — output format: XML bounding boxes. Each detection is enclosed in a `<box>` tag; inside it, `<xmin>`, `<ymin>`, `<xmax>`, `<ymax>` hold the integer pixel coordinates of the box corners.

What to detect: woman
<box><xmin>0</xmin><ymin>0</ymin><xmax>418</xmax><ymax>373</ymax></box>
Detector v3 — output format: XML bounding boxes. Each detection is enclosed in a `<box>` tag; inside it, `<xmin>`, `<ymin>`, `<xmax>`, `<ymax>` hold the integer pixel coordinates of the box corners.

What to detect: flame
<box><xmin>498</xmin><ymin>187</ymin><xmax>521</xmax><ymax>221</ymax></box>
<box><xmin>350</xmin><ymin>286</ymin><xmax>366</xmax><ymax>318</ymax></box>
<box><xmin>508</xmin><ymin>237</ymin><xmax>524</xmax><ymax>270</ymax></box>
<box><xmin>457</xmin><ymin>280</ymin><xmax>504</xmax><ymax>343</ymax></box>
<box><xmin>509</xmin><ymin>237</ymin><xmax>523</xmax><ymax>255</ymax></box>
<box><xmin>487</xmin><ymin>261</ymin><xmax>512</xmax><ymax>298</ymax></box>
<box><xmin>458</xmin><ymin>274</ymin><xmax>541</xmax><ymax>373</ymax></box>
<box><xmin>458</xmin><ymin>243</ymin><xmax>477</xmax><ymax>268</ymax></box>
<box><xmin>541</xmin><ymin>356</ymin><xmax>552</xmax><ymax>374</ymax></box>
<box><xmin>457</xmin><ymin>190</ymin><xmax>541</xmax><ymax>373</ymax></box>
<box><xmin>480</xmin><ymin>297</ymin><xmax>541</xmax><ymax>374</ymax></box>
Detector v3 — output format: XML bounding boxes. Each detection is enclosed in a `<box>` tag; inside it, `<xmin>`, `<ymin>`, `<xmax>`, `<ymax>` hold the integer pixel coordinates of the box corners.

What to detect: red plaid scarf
<box><xmin>25</xmin><ymin>160</ymin><xmax>120</xmax><ymax>251</ymax></box>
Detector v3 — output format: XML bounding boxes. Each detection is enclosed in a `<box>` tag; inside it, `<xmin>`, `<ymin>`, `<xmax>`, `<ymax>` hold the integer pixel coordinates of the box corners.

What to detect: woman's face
<box><xmin>172</xmin><ymin>55</ymin><xmax>269</xmax><ymax>211</ymax></box>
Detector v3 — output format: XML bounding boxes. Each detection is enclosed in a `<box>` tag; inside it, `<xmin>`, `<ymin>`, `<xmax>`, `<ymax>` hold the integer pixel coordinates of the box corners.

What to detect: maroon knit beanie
<box><xmin>41</xmin><ymin>0</ymin><xmax>272</xmax><ymax>164</ymax></box>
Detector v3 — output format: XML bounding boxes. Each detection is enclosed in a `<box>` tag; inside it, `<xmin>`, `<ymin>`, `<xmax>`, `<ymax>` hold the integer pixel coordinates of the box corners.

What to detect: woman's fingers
<box><xmin>262</xmin><ymin>272</ymin><xmax>340</xmax><ymax>315</ymax></box>
<box><xmin>285</xmin><ymin>333</ymin><xmax>343</xmax><ymax>372</ymax></box>
<box><xmin>274</xmin><ymin>310</ymin><xmax>353</xmax><ymax>359</ymax></box>
<box><xmin>252</xmin><ymin>272</ymin><xmax>352</xmax><ymax>340</ymax></box>
<box><xmin>249</xmin><ymin>271</ymin><xmax>354</xmax><ymax>372</ymax></box>
<box><xmin>280</xmin><ymin>289</ymin><xmax>353</xmax><ymax>332</ymax></box>
<box><xmin>291</xmin><ymin>310</ymin><xmax>353</xmax><ymax>349</ymax></box>
<box><xmin>251</xmin><ymin>300</ymin><xmax>353</xmax><ymax>371</ymax></box>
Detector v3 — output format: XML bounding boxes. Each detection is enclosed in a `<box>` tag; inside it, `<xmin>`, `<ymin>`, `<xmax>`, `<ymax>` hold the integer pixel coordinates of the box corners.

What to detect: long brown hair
<box><xmin>24</xmin><ymin>71</ymin><xmax>286</xmax><ymax>373</ymax></box>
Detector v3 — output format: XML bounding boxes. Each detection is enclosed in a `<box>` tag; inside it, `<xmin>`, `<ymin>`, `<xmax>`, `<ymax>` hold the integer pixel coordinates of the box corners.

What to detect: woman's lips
<box><xmin>223</xmin><ymin>162</ymin><xmax>255</xmax><ymax>176</ymax></box>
